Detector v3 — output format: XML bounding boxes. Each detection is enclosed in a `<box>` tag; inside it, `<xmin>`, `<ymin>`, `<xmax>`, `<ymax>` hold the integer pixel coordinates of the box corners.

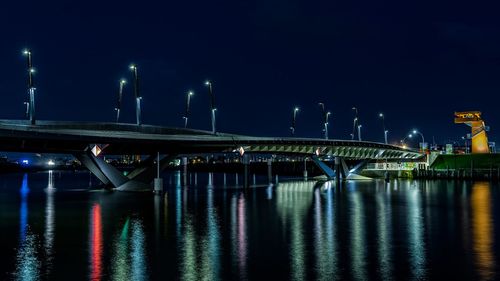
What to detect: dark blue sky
<box><xmin>1</xmin><ymin>0</ymin><xmax>499</xmax><ymax>145</ymax></box>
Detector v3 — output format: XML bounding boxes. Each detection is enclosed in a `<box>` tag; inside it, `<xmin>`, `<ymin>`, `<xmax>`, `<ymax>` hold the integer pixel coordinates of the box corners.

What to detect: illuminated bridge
<box><xmin>0</xmin><ymin>120</ymin><xmax>423</xmax><ymax>190</ymax></box>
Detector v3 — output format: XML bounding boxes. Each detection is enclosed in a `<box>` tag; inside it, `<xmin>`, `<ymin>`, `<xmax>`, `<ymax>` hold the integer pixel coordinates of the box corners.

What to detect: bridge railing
<box><xmin>365</xmin><ymin>162</ymin><xmax>426</xmax><ymax>171</ymax></box>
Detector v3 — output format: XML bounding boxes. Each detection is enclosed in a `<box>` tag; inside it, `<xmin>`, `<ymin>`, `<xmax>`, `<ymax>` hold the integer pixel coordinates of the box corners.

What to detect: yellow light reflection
<box><xmin>471</xmin><ymin>182</ymin><xmax>495</xmax><ymax>280</ymax></box>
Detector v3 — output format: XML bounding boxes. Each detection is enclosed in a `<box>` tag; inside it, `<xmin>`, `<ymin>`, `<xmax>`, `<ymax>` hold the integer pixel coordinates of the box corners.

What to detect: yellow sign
<box><xmin>454</xmin><ymin>111</ymin><xmax>489</xmax><ymax>154</ymax></box>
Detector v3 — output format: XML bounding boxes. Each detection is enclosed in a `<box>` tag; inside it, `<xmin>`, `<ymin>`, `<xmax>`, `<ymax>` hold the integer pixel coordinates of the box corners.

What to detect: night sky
<box><xmin>1</xmin><ymin>0</ymin><xmax>499</xmax><ymax>145</ymax></box>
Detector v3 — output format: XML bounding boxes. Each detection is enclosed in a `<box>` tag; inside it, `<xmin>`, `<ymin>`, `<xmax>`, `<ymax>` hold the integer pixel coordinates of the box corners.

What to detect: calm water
<box><xmin>0</xmin><ymin>171</ymin><xmax>499</xmax><ymax>281</ymax></box>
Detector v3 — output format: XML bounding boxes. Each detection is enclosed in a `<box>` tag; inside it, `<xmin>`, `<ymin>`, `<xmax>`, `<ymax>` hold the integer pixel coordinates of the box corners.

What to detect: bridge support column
<box><xmin>303</xmin><ymin>157</ymin><xmax>308</xmax><ymax>180</ymax></box>
<box><xmin>182</xmin><ymin>157</ymin><xmax>188</xmax><ymax>186</ymax></box>
<box><xmin>243</xmin><ymin>154</ymin><xmax>249</xmax><ymax>188</ymax></box>
<box><xmin>311</xmin><ymin>155</ymin><xmax>371</xmax><ymax>181</ymax></box>
<box><xmin>154</xmin><ymin>152</ymin><xmax>163</xmax><ymax>194</ymax></box>
<box><xmin>335</xmin><ymin>157</ymin><xmax>341</xmax><ymax>182</ymax></box>
<box><xmin>75</xmin><ymin>149</ymin><xmax>177</xmax><ymax>191</ymax></box>
<box><xmin>267</xmin><ymin>159</ymin><xmax>273</xmax><ymax>185</ymax></box>
<box><xmin>311</xmin><ymin>155</ymin><xmax>336</xmax><ymax>179</ymax></box>
<box><xmin>342</xmin><ymin>159</ymin><xmax>371</xmax><ymax>180</ymax></box>
<box><xmin>244</xmin><ymin>167</ymin><xmax>248</xmax><ymax>187</ymax></box>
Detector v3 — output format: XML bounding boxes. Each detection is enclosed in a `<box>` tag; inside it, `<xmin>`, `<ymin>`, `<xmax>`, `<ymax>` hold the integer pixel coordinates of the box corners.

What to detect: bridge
<box><xmin>0</xmin><ymin>119</ymin><xmax>423</xmax><ymax>190</ymax></box>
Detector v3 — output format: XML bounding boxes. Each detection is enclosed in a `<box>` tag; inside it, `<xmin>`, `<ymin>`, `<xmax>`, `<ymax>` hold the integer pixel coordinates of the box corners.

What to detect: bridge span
<box><xmin>0</xmin><ymin>120</ymin><xmax>423</xmax><ymax>190</ymax></box>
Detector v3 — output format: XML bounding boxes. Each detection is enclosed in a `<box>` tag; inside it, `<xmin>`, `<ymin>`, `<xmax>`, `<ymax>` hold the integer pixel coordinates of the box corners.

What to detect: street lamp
<box><xmin>412</xmin><ymin>129</ymin><xmax>425</xmax><ymax>150</ymax></box>
<box><xmin>379</xmin><ymin>113</ymin><xmax>388</xmax><ymax>144</ymax></box>
<box><xmin>319</xmin><ymin>103</ymin><xmax>331</xmax><ymax>140</ymax></box>
<box><xmin>129</xmin><ymin>64</ymin><xmax>142</xmax><ymax>125</ymax></box>
<box><xmin>351</xmin><ymin>107</ymin><xmax>358</xmax><ymax>140</ymax></box>
<box><xmin>290</xmin><ymin>106</ymin><xmax>299</xmax><ymax>136</ymax></box>
<box><xmin>326</xmin><ymin>112</ymin><xmax>331</xmax><ymax>139</ymax></box>
<box><xmin>461</xmin><ymin>136</ymin><xmax>469</xmax><ymax>154</ymax></box>
<box><xmin>357</xmin><ymin>124</ymin><xmax>362</xmax><ymax>141</ymax></box>
<box><xmin>205</xmin><ymin>80</ymin><xmax>217</xmax><ymax>134</ymax></box>
<box><xmin>23</xmin><ymin>49</ymin><xmax>36</xmax><ymax>125</ymax></box>
<box><xmin>115</xmin><ymin>79</ymin><xmax>126</xmax><ymax>122</ymax></box>
<box><xmin>183</xmin><ymin>91</ymin><xmax>194</xmax><ymax>128</ymax></box>
<box><xmin>400</xmin><ymin>134</ymin><xmax>413</xmax><ymax>148</ymax></box>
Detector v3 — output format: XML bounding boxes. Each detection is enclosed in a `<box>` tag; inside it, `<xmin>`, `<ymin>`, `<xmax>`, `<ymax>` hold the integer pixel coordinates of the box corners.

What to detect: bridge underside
<box><xmin>0</xmin><ymin>120</ymin><xmax>424</xmax><ymax>189</ymax></box>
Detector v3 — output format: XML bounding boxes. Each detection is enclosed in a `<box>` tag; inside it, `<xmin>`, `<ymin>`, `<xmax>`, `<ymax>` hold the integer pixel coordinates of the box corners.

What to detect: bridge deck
<box><xmin>0</xmin><ymin>120</ymin><xmax>423</xmax><ymax>159</ymax></box>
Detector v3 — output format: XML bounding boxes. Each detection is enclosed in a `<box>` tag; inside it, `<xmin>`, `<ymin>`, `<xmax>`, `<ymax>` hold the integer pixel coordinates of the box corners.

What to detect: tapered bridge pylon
<box><xmin>454</xmin><ymin>111</ymin><xmax>490</xmax><ymax>153</ymax></box>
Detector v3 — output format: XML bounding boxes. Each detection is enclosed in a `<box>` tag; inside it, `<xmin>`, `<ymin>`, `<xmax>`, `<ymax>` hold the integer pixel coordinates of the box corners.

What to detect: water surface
<box><xmin>0</xmin><ymin>171</ymin><xmax>499</xmax><ymax>280</ymax></box>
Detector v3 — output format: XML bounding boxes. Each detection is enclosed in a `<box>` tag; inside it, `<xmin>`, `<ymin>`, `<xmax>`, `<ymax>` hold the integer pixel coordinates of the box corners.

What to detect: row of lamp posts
<box><xmin>290</xmin><ymin>104</ymin><xmax>392</xmax><ymax>144</ymax></box>
<box><xmin>20</xmin><ymin>49</ymin><xmax>422</xmax><ymax>148</ymax></box>
<box><xmin>21</xmin><ymin>49</ymin><xmax>219</xmax><ymax>134</ymax></box>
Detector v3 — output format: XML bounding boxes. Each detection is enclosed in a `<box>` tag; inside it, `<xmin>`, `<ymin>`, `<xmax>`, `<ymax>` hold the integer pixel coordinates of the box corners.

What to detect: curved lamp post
<box><xmin>205</xmin><ymin>80</ymin><xmax>217</xmax><ymax>134</ymax></box>
<box><xmin>129</xmin><ymin>64</ymin><xmax>142</xmax><ymax>125</ymax></box>
<box><xmin>183</xmin><ymin>91</ymin><xmax>194</xmax><ymax>128</ymax></box>
<box><xmin>115</xmin><ymin>79</ymin><xmax>126</xmax><ymax>122</ymax></box>
<box><xmin>351</xmin><ymin>107</ymin><xmax>358</xmax><ymax>140</ymax></box>
<box><xmin>379</xmin><ymin>113</ymin><xmax>388</xmax><ymax>144</ymax></box>
<box><xmin>319</xmin><ymin>103</ymin><xmax>331</xmax><ymax>140</ymax></box>
<box><xmin>290</xmin><ymin>106</ymin><xmax>299</xmax><ymax>136</ymax></box>
<box><xmin>23</xmin><ymin>49</ymin><xmax>36</xmax><ymax>125</ymax></box>
<box><xmin>412</xmin><ymin>129</ymin><xmax>425</xmax><ymax>151</ymax></box>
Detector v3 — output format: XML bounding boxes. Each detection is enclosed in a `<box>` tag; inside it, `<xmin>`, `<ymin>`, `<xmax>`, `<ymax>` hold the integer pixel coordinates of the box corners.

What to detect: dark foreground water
<box><xmin>0</xmin><ymin>171</ymin><xmax>499</xmax><ymax>281</ymax></box>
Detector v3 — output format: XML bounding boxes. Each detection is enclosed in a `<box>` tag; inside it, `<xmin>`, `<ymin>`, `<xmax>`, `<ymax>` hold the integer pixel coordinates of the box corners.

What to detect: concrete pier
<box><xmin>267</xmin><ymin>159</ymin><xmax>273</xmax><ymax>184</ymax></box>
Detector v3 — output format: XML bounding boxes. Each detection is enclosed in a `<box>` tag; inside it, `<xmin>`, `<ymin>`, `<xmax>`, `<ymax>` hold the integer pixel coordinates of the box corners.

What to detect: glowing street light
<box><xmin>462</xmin><ymin>135</ymin><xmax>470</xmax><ymax>154</ymax></box>
<box><xmin>205</xmin><ymin>80</ymin><xmax>217</xmax><ymax>134</ymax></box>
<box><xmin>23</xmin><ymin>49</ymin><xmax>36</xmax><ymax>125</ymax></box>
<box><xmin>400</xmin><ymin>134</ymin><xmax>413</xmax><ymax>148</ymax></box>
<box><xmin>412</xmin><ymin>129</ymin><xmax>425</xmax><ymax>150</ymax></box>
<box><xmin>326</xmin><ymin>112</ymin><xmax>331</xmax><ymax>138</ymax></box>
<box><xmin>115</xmin><ymin>79</ymin><xmax>126</xmax><ymax>122</ymax></box>
<box><xmin>129</xmin><ymin>64</ymin><xmax>142</xmax><ymax>125</ymax></box>
<box><xmin>290</xmin><ymin>106</ymin><xmax>299</xmax><ymax>136</ymax></box>
<box><xmin>379</xmin><ymin>112</ymin><xmax>388</xmax><ymax>144</ymax></box>
<box><xmin>183</xmin><ymin>91</ymin><xmax>194</xmax><ymax>128</ymax></box>
<box><xmin>357</xmin><ymin>124</ymin><xmax>362</xmax><ymax>141</ymax></box>
<box><xmin>319</xmin><ymin>103</ymin><xmax>331</xmax><ymax>140</ymax></box>
<box><xmin>351</xmin><ymin>107</ymin><xmax>359</xmax><ymax>140</ymax></box>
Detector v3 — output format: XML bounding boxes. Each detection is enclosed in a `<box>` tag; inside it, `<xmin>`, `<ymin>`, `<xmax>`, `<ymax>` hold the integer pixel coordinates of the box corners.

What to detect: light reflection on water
<box><xmin>14</xmin><ymin>174</ymin><xmax>41</xmax><ymax>281</ymax></box>
<box><xmin>407</xmin><ymin>181</ymin><xmax>426</xmax><ymax>280</ymax></box>
<box><xmin>180</xmin><ymin>177</ymin><xmax>222</xmax><ymax>281</ymax></box>
<box><xmin>19</xmin><ymin>174</ymin><xmax>29</xmax><ymax>242</ymax></box>
<box><xmin>112</xmin><ymin>218</ymin><xmax>130</xmax><ymax>280</ymax></box>
<box><xmin>314</xmin><ymin>181</ymin><xmax>337</xmax><ymax>281</ymax></box>
<box><xmin>130</xmin><ymin>219</ymin><xmax>147</xmax><ymax>280</ymax></box>
<box><xmin>231</xmin><ymin>192</ymin><xmax>248</xmax><ymax>279</ymax></box>
<box><xmin>376</xmin><ymin>181</ymin><xmax>392</xmax><ymax>281</ymax></box>
<box><xmin>1</xmin><ymin>172</ymin><xmax>499</xmax><ymax>280</ymax></box>
<box><xmin>89</xmin><ymin>203</ymin><xmax>103</xmax><ymax>281</ymax></box>
<box><xmin>44</xmin><ymin>170</ymin><xmax>55</xmax><ymax>276</ymax></box>
<box><xmin>277</xmin><ymin>181</ymin><xmax>315</xmax><ymax>281</ymax></box>
<box><xmin>471</xmin><ymin>182</ymin><xmax>495</xmax><ymax>280</ymax></box>
<box><xmin>350</xmin><ymin>187</ymin><xmax>367</xmax><ymax>281</ymax></box>
<box><xmin>14</xmin><ymin>228</ymin><xmax>40</xmax><ymax>281</ymax></box>
<box><xmin>201</xmin><ymin>187</ymin><xmax>221</xmax><ymax>280</ymax></box>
